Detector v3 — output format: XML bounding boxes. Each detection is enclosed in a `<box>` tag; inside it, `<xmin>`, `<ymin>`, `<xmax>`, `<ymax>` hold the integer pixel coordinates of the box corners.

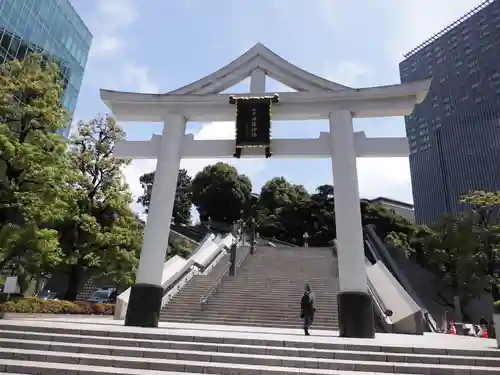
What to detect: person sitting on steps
<box><xmin>300</xmin><ymin>283</ymin><xmax>316</xmax><ymax>336</ymax></box>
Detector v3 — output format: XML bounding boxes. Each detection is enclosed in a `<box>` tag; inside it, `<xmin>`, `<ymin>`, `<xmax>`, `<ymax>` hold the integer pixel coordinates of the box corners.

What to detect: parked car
<box><xmin>87</xmin><ymin>287</ymin><xmax>116</xmax><ymax>304</ymax></box>
<box><xmin>37</xmin><ymin>290</ymin><xmax>61</xmax><ymax>300</ymax></box>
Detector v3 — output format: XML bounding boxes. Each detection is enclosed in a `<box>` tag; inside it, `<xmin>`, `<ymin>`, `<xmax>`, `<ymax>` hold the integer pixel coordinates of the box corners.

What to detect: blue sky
<box><xmin>70</xmin><ymin>0</ymin><xmax>481</xmax><ymax>215</ymax></box>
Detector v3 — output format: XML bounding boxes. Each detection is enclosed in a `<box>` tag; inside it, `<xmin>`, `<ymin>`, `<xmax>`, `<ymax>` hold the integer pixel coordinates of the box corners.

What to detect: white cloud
<box><xmin>119</xmin><ymin>64</ymin><xmax>160</xmax><ymax>93</ymax></box>
<box><xmin>324</xmin><ymin>61</ymin><xmax>374</xmax><ymax>88</ymax></box>
<box><xmin>88</xmin><ymin>0</ymin><xmax>138</xmax><ymax>59</ymax></box>
<box><xmin>357</xmin><ymin>158</ymin><xmax>413</xmax><ymax>203</ymax></box>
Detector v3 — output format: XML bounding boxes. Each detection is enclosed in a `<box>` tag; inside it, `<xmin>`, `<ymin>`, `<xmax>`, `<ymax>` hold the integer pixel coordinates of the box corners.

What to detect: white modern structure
<box><xmin>100</xmin><ymin>43</ymin><xmax>431</xmax><ymax>338</ymax></box>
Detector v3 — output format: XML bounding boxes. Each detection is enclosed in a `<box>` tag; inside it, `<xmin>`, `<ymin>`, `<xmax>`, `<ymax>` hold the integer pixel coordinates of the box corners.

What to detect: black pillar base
<box><xmin>337</xmin><ymin>291</ymin><xmax>375</xmax><ymax>338</ymax></box>
<box><xmin>124</xmin><ymin>284</ymin><xmax>163</xmax><ymax>328</ymax></box>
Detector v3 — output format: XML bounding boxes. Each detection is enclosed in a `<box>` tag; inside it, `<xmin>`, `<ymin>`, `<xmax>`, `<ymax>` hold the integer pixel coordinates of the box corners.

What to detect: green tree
<box><xmin>56</xmin><ymin>115</ymin><xmax>141</xmax><ymax>300</ymax></box>
<box><xmin>137</xmin><ymin>168</ymin><xmax>192</xmax><ymax>225</ymax></box>
<box><xmin>425</xmin><ymin>213</ymin><xmax>489</xmax><ymax>315</ymax></box>
<box><xmin>308</xmin><ymin>184</ymin><xmax>336</xmax><ymax>246</ymax></box>
<box><xmin>256</xmin><ymin>177</ymin><xmax>311</xmax><ymax>244</ymax></box>
<box><xmin>0</xmin><ymin>54</ymin><xmax>71</xmax><ymax>288</ymax></box>
<box><xmin>460</xmin><ymin>190</ymin><xmax>500</xmax><ymax>301</ymax></box>
<box><xmin>191</xmin><ymin>163</ymin><xmax>252</xmax><ymax>224</ymax></box>
<box><xmin>167</xmin><ymin>237</ymin><xmax>195</xmax><ymax>260</ymax></box>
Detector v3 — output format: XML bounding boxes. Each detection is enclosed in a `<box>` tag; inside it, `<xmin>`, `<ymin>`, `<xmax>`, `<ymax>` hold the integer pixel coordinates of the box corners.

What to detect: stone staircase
<box><xmin>161</xmin><ymin>246</ymin><xmax>340</xmax><ymax>330</ymax></box>
<box><xmin>0</xmin><ymin>320</ymin><xmax>499</xmax><ymax>374</ymax></box>
<box><xmin>162</xmin><ymin>251</ymin><xmax>230</xmax><ymax>309</ymax></box>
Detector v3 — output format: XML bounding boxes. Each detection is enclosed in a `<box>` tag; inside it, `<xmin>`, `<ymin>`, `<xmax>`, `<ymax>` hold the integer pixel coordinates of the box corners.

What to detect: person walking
<box><xmin>300</xmin><ymin>283</ymin><xmax>316</xmax><ymax>336</ymax></box>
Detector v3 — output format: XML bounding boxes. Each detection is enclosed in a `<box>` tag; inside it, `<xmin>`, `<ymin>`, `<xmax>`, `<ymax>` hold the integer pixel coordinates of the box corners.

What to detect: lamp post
<box><xmin>229</xmin><ymin>232</ymin><xmax>237</xmax><ymax>276</ymax></box>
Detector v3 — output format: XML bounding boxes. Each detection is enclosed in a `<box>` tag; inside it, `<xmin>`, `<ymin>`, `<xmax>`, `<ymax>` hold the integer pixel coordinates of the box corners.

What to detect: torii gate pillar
<box><xmin>124</xmin><ymin>114</ymin><xmax>186</xmax><ymax>328</ymax></box>
<box><xmin>330</xmin><ymin>110</ymin><xmax>374</xmax><ymax>338</ymax></box>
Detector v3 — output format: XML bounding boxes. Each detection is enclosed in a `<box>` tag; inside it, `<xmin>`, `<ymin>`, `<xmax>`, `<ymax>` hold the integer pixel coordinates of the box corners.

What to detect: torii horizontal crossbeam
<box><xmin>114</xmin><ymin>132</ymin><xmax>409</xmax><ymax>159</ymax></box>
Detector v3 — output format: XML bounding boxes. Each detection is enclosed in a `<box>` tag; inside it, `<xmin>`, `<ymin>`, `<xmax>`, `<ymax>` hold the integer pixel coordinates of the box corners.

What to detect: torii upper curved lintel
<box><xmin>167</xmin><ymin>43</ymin><xmax>352</xmax><ymax>95</ymax></box>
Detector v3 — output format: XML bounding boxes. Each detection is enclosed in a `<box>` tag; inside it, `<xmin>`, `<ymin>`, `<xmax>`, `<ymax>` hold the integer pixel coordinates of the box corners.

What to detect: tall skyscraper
<box><xmin>399</xmin><ymin>0</ymin><xmax>500</xmax><ymax>224</ymax></box>
<box><xmin>0</xmin><ymin>0</ymin><xmax>92</xmax><ymax>138</ymax></box>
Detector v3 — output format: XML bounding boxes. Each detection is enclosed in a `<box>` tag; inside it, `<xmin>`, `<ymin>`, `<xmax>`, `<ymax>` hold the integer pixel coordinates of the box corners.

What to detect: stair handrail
<box><xmin>199</xmin><ymin>261</ymin><xmax>231</xmax><ymax>308</ymax></box>
<box><xmin>366</xmin><ymin>270</ymin><xmax>394</xmax><ymax>330</ymax></box>
<box><xmin>199</xmin><ymin>244</ymin><xmax>251</xmax><ymax>308</ymax></box>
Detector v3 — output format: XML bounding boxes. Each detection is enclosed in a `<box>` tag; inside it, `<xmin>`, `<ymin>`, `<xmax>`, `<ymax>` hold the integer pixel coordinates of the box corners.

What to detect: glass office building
<box><xmin>399</xmin><ymin>0</ymin><xmax>500</xmax><ymax>224</ymax></box>
<box><xmin>0</xmin><ymin>0</ymin><xmax>92</xmax><ymax>137</ymax></box>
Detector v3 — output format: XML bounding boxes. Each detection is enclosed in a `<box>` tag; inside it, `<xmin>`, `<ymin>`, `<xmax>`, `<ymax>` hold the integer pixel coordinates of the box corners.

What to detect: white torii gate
<box><xmin>101</xmin><ymin>43</ymin><xmax>430</xmax><ymax>338</ymax></box>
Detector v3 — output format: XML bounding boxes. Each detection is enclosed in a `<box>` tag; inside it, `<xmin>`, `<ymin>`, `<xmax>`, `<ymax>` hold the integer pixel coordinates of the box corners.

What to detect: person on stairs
<box><xmin>300</xmin><ymin>283</ymin><xmax>316</xmax><ymax>336</ymax></box>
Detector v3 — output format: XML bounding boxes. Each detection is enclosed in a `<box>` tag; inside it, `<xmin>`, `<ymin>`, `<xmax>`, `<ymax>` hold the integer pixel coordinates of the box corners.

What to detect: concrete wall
<box><xmin>367</xmin><ymin>261</ymin><xmax>424</xmax><ymax>334</ymax></box>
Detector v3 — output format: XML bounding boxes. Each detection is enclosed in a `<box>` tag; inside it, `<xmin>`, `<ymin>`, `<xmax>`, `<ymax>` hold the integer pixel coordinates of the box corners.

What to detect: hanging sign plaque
<box><xmin>229</xmin><ymin>94</ymin><xmax>279</xmax><ymax>158</ymax></box>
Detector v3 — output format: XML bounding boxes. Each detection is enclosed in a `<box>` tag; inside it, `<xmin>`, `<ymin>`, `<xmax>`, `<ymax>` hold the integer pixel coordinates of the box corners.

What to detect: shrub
<box><xmin>0</xmin><ymin>298</ymin><xmax>115</xmax><ymax>315</ymax></box>
<box><xmin>494</xmin><ymin>300</ymin><xmax>500</xmax><ymax>314</ymax></box>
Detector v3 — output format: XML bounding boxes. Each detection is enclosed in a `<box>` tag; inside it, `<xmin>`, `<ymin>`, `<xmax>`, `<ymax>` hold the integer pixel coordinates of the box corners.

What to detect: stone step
<box><xmin>160</xmin><ymin>317</ymin><xmax>339</xmax><ymax>329</ymax></box>
<box><xmin>221</xmin><ymin>276</ymin><xmax>338</xmax><ymax>280</ymax></box>
<box><xmin>160</xmin><ymin>316</ymin><xmax>339</xmax><ymax>326</ymax></box>
<box><xmin>159</xmin><ymin>318</ymin><xmax>338</xmax><ymax>330</ymax></box>
<box><xmin>177</xmin><ymin>290</ymin><xmax>340</xmax><ymax>297</ymax></box>
<box><xmin>162</xmin><ymin>312</ymin><xmax>338</xmax><ymax>321</ymax></box>
<box><xmin>0</xmin><ymin>324</ymin><xmax>498</xmax><ymax>374</ymax></box>
<box><xmin>193</xmin><ymin>287</ymin><xmax>339</xmax><ymax>294</ymax></box>
<box><xmin>168</xmin><ymin>297</ymin><xmax>339</xmax><ymax>305</ymax></box>
<box><xmin>170</xmin><ymin>293</ymin><xmax>340</xmax><ymax>300</ymax></box>
<box><xmin>174</xmin><ymin>293</ymin><xmax>339</xmax><ymax>300</ymax></box>
<box><xmin>0</xmin><ymin>359</ymin><xmax>414</xmax><ymax>375</ymax></box>
<box><xmin>164</xmin><ymin>304</ymin><xmax>338</xmax><ymax>313</ymax></box>
<box><xmin>163</xmin><ymin>307</ymin><xmax>338</xmax><ymax>315</ymax></box>
<box><xmin>164</xmin><ymin>304</ymin><xmax>339</xmax><ymax>312</ymax></box>
<box><xmin>233</xmin><ymin>275</ymin><xmax>337</xmax><ymax>280</ymax></box>
<box><xmin>161</xmin><ymin>312</ymin><xmax>339</xmax><ymax>322</ymax></box>
<box><xmin>179</xmin><ymin>286</ymin><xmax>340</xmax><ymax>292</ymax></box>
<box><xmin>165</xmin><ymin>305</ymin><xmax>338</xmax><ymax>313</ymax></box>
<box><xmin>0</xmin><ymin>360</ymin><xmax>203</xmax><ymax>375</ymax></box>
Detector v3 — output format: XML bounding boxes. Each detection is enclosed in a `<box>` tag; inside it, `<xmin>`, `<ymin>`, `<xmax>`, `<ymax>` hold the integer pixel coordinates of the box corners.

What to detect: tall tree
<box><xmin>425</xmin><ymin>213</ymin><xmax>489</xmax><ymax>316</ymax></box>
<box><xmin>191</xmin><ymin>163</ymin><xmax>252</xmax><ymax>224</ymax></box>
<box><xmin>308</xmin><ymin>184</ymin><xmax>336</xmax><ymax>246</ymax></box>
<box><xmin>256</xmin><ymin>177</ymin><xmax>311</xmax><ymax>243</ymax></box>
<box><xmin>137</xmin><ymin>168</ymin><xmax>192</xmax><ymax>225</ymax></box>
<box><xmin>460</xmin><ymin>190</ymin><xmax>500</xmax><ymax>301</ymax></box>
<box><xmin>56</xmin><ymin>116</ymin><xmax>141</xmax><ymax>300</ymax></box>
<box><xmin>0</xmin><ymin>54</ymin><xmax>71</xmax><ymax>286</ymax></box>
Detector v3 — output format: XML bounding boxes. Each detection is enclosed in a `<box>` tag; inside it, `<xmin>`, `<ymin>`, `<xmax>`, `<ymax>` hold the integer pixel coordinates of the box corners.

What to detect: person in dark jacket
<box><xmin>300</xmin><ymin>283</ymin><xmax>316</xmax><ymax>336</ymax></box>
